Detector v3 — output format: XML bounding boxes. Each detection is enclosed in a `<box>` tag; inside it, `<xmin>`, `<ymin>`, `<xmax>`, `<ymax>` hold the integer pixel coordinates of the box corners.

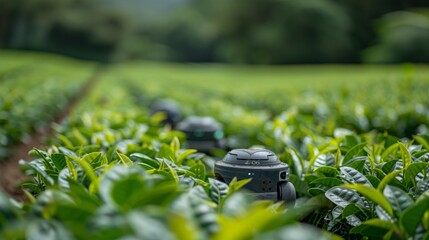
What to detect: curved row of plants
<box><xmin>0</xmin><ymin>51</ymin><xmax>96</xmax><ymax>160</ymax></box>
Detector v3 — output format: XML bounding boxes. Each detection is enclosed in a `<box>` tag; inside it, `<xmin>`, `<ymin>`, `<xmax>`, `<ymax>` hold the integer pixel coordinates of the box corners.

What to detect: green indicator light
<box><xmin>214</xmin><ymin>131</ymin><xmax>224</xmax><ymax>139</ymax></box>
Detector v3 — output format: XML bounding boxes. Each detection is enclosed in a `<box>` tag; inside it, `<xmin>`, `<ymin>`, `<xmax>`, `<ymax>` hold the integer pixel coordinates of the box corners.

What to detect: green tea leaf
<box><xmin>342</xmin><ymin>203</ymin><xmax>361</xmax><ymax>219</ymax></box>
<box><xmin>33</xmin><ymin>149</ymin><xmax>54</xmax><ymax>171</ymax></box>
<box><xmin>170</xmin><ymin>136</ymin><xmax>180</xmax><ymax>157</ymax></box>
<box><xmin>213</xmin><ymin>204</ymin><xmax>277</xmax><ymax>240</ymax></box>
<box><xmin>117</xmin><ymin>152</ymin><xmax>133</xmax><ymax>166</ymax></box>
<box><xmin>55</xmin><ymin>204</ymin><xmax>93</xmax><ymax>222</ymax></box>
<box><xmin>190</xmin><ymin>163</ymin><xmax>206</xmax><ymax>180</ymax></box>
<box><xmin>59</xmin><ymin>147</ymin><xmax>78</xmax><ymax>160</ymax></box>
<box><xmin>99</xmin><ymin>166</ymin><xmax>146</xmax><ymax>206</ymax></box>
<box><xmin>158</xmin><ymin>143</ymin><xmax>175</xmax><ymax>161</ymax></box>
<box><xmin>350</xmin><ymin>219</ymin><xmax>396</xmax><ymax>239</ymax></box>
<box><xmin>68</xmin><ymin>179</ymin><xmax>100</xmax><ymax>210</ymax></box>
<box><xmin>21</xmin><ymin>160</ymin><xmax>54</xmax><ymax>186</ymax></box>
<box><xmin>344</xmin><ymin>184</ymin><xmax>393</xmax><ymax>217</ymax></box>
<box><xmin>74</xmin><ymin>158</ymin><xmax>97</xmax><ymax>183</ymax></box>
<box><xmin>312</xmin><ymin>153</ymin><xmax>336</xmax><ymax>169</ymax></box>
<box><xmin>383</xmin><ymin>185</ymin><xmax>413</xmax><ymax>217</ymax></box>
<box><xmin>72</xmin><ymin>128</ymin><xmax>88</xmax><ymax>145</ymax></box>
<box><xmin>404</xmin><ymin>162</ymin><xmax>428</xmax><ymax>188</ymax></box>
<box><xmin>308</xmin><ymin>188</ymin><xmax>326</xmax><ymax>196</ymax></box>
<box><xmin>21</xmin><ymin>182</ymin><xmax>42</xmax><ymax>194</ymax></box>
<box><xmin>400</xmin><ymin>191</ymin><xmax>429</xmax><ymax>236</ymax></box>
<box><xmin>310</xmin><ymin>177</ymin><xmax>343</xmax><ymax>188</ymax></box>
<box><xmin>177</xmin><ymin>149</ymin><xmax>197</xmax><ymax>166</ymax></box>
<box><xmin>377</xmin><ymin>170</ymin><xmax>400</xmax><ymax>192</ymax></box>
<box><xmin>169</xmin><ymin>213</ymin><xmax>199</xmax><ymax>240</ymax></box>
<box><xmin>309</xmin><ymin>146</ymin><xmax>337</xmax><ymax>169</ymax></box>
<box><xmin>130</xmin><ymin>153</ymin><xmax>160</xmax><ymax>168</ymax></box>
<box><xmin>413</xmin><ymin>135</ymin><xmax>429</xmax><ymax>150</ymax></box>
<box><xmin>51</xmin><ymin>154</ymin><xmax>67</xmax><ymax>171</ymax></box>
<box><xmin>57</xmin><ymin>134</ymin><xmax>74</xmax><ymax>149</ymax></box>
<box><xmin>381</xmin><ymin>160</ymin><xmax>399</xmax><ymax>174</ymax></box>
<box><xmin>365</xmin><ymin>175</ymin><xmax>380</xmax><ymax>189</ymax></box>
<box><xmin>81</xmin><ymin>152</ymin><xmax>102</xmax><ymax>164</ymax></box>
<box><xmin>376</xmin><ymin>205</ymin><xmax>394</xmax><ymax>222</ymax></box>
<box><xmin>343</xmin><ymin>142</ymin><xmax>367</xmax><ymax>165</ymax></box>
<box><xmin>344</xmin><ymin>157</ymin><xmax>367</xmax><ymax>172</ymax></box>
<box><xmin>288</xmin><ymin>148</ymin><xmax>304</xmax><ymax>177</ymax></box>
<box><xmin>325</xmin><ymin>186</ymin><xmax>368</xmax><ymax>208</ymax></box>
<box><xmin>313</xmin><ymin>166</ymin><xmax>338</xmax><ymax>177</ymax></box>
<box><xmin>290</xmin><ymin>174</ymin><xmax>309</xmax><ymax>195</ymax></box>
<box><xmin>399</xmin><ymin>142</ymin><xmax>411</xmax><ymax>169</ymax></box>
<box><xmin>188</xmin><ymin>195</ymin><xmax>219</xmax><ymax>235</ymax></box>
<box><xmin>22</xmin><ymin>189</ymin><xmax>36</xmax><ymax>204</ymax></box>
<box><xmin>137</xmin><ymin>162</ymin><xmax>157</xmax><ymax>170</ymax></box>
<box><xmin>340</xmin><ymin>167</ymin><xmax>372</xmax><ymax>186</ymax></box>
<box><xmin>209</xmin><ymin>178</ymin><xmax>229</xmax><ymax>204</ymax></box>
<box><xmin>345</xmin><ymin>135</ymin><xmax>360</xmax><ymax>149</ymax></box>
<box><xmin>110</xmin><ymin>175</ymin><xmax>145</xmax><ymax>211</ymax></box>
<box><xmin>65</xmin><ymin>158</ymin><xmax>78</xmax><ymax>181</ymax></box>
<box><xmin>164</xmin><ymin>159</ymin><xmax>179</xmax><ymax>184</ymax></box>
<box><xmin>381</xmin><ymin>142</ymin><xmax>400</xmax><ymax>161</ymax></box>
<box><xmin>227</xmin><ymin>177</ymin><xmax>252</xmax><ymax>195</ymax></box>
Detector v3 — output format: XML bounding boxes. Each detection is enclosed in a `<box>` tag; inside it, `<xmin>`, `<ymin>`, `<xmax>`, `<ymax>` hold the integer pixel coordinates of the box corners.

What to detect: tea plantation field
<box><xmin>1</xmin><ymin>51</ymin><xmax>429</xmax><ymax>239</ymax></box>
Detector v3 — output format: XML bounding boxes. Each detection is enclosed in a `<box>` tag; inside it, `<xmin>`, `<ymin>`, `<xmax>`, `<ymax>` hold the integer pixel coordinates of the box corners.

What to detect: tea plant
<box><xmin>0</xmin><ymin>51</ymin><xmax>96</xmax><ymax>159</ymax></box>
<box><xmin>1</xmin><ymin>53</ymin><xmax>429</xmax><ymax>239</ymax></box>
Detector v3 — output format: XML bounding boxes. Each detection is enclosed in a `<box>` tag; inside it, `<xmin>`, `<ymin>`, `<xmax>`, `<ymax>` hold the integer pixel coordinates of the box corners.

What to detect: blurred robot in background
<box><xmin>176</xmin><ymin>116</ymin><xmax>226</xmax><ymax>154</ymax></box>
<box><xmin>150</xmin><ymin>99</ymin><xmax>182</xmax><ymax>127</ymax></box>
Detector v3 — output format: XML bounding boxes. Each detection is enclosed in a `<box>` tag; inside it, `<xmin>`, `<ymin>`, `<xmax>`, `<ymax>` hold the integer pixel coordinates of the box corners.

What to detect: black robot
<box><xmin>176</xmin><ymin>116</ymin><xmax>226</xmax><ymax>154</ymax></box>
<box><xmin>150</xmin><ymin>99</ymin><xmax>182</xmax><ymax>127</ymax></box>
<box><xmin>214</xmin><ymin>148</ymin><xmax>296</xmax><ymax>204</ymax></box>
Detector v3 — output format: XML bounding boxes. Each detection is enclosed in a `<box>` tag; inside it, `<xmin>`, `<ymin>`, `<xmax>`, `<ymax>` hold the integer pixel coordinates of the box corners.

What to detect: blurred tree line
<box><xmin>1</xmin><ymin>0</ymin><xmax>429</xmax><ymax>63</ymax></box>
<box><xmin>0</xmin><ymin>0</ymin><xmax>132</xmax><ymax>62</ymax></box>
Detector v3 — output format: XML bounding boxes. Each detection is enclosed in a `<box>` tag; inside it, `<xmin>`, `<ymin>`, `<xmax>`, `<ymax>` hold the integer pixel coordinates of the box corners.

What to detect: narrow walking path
<box><xmin>0</xmin><ymin>67</ymin><xmax>103</xmax><ymax>201</ymax></box>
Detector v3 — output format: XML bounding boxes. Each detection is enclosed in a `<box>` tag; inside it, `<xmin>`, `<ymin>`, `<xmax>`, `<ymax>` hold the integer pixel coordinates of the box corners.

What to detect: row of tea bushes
<box><xmin>0</xmin><ymin>51</ymin><xmax>96</xmax><ymax>159</ymax></box>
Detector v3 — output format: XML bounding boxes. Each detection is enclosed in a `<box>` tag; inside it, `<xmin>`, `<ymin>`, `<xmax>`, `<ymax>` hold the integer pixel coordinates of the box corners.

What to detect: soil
<box><xmin>0</xmin><ymin>68</ymin><xmax>102</xmax><ymax>201</ymax></box>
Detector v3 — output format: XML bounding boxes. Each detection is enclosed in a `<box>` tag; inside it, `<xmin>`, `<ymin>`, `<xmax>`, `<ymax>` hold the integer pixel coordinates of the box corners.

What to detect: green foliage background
<box><xmin>1</xmin><ymin>51</ymin><xmax>429</xmax><ymax>239</ymax></box>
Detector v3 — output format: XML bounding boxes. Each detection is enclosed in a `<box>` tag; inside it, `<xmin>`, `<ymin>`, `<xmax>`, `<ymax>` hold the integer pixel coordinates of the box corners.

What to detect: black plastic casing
<box><xmin>150</xmin><ymin>99</ymin><xmax>182</xmax><ymax>127</ymax></box>
<box><xmin>215</xmin><ymin>149</ymin><xmax>294</xmax><ymax>202</ymax></box>
<box><xmin>176</xmin><ymin>116</ymin><xmax>225</xmax><ymax>154</ymax></box>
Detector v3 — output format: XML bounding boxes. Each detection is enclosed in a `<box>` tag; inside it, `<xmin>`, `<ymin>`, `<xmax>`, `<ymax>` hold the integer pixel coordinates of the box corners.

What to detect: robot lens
<box><xmin>280</xmin><ymin>171</ymin><xmax>286</xmax><ymax>180</ymax></box>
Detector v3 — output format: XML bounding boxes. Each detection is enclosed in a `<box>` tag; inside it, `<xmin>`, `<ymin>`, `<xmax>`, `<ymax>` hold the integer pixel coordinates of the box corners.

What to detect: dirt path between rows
<box><xmin>0</xmin><ymin>67</ymin><xmax>103</xmax><ymax>201</ymax></box>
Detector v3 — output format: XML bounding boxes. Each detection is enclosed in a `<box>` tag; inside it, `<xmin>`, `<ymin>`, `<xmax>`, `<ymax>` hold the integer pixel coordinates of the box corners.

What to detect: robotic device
<box><xmin>150</xmin><ymin>99</ymin><xmax>182</xmax><ymax>127</ymax></box>
<box><xmin>176</xmin><ymin>116</ymin><xmax>225</xmax><ymax>154</ymax></box>
<box><xmin>214</xmin><ymin>148</ymin><xmax>296</xmax><ymax>204</ymax></box>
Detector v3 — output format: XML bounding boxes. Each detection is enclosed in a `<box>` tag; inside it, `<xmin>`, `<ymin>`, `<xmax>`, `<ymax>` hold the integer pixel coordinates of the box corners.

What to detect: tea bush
<box><xmin>0</xmin><ymin>51</ymin><xmax>96</xmax><ymax>159</ymax></box>
<box><xmin>1</xmin><ymin>54</ymin><xmax>429</xmax><ymax>239</ymax></box>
